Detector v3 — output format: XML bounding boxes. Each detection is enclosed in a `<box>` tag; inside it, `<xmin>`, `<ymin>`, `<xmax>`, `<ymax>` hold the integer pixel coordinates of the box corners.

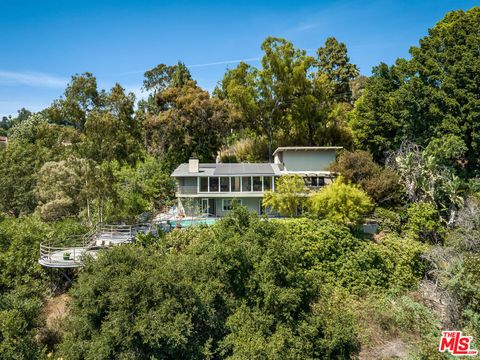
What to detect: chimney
<box><xmin>188</xmin><ymin>158</ymin><xmax>199</xmax><ymax>173</ymax></box>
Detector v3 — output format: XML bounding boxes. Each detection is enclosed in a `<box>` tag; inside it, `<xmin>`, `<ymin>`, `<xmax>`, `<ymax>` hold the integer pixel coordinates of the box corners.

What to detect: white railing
<box><xmin>38</xmin><ymin>224</ymin><xmax>153</xmax><ymax>268</ymax></box>
<box><xmin>39</xmin><ymin>231</ymin><xmax>96</xmax><ymax>268</ymax></box>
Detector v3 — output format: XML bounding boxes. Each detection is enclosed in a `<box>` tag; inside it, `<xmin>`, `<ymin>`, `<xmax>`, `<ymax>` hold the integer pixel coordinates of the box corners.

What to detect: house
<box><xmin>171</xmin><ymin>146</ymin><xmax>342</xmax><ymax>217</ymax></box>
<box><xmin>0</xmin><ymin>136</ymin><xmax>7</xmax><ymax>147</ymax></box>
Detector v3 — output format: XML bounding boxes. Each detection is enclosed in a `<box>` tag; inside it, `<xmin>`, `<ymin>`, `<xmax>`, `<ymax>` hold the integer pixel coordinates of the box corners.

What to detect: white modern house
<box><xmin>171</xmin><ymin>146</ymin><xmax>342</xmax><ymax>217</ymax></box>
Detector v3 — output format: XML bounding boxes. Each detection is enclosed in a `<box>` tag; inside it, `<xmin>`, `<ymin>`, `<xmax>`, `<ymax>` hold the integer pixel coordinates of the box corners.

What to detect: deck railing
<box><xmin>177</xmin><ymin>185</ymin><xmax>198</xmax><ymax>194</ymax></box>
<box><xmin>39</xmin><ymin>224</ymin><xmax>153</xmax><ymax>268</ymax></box>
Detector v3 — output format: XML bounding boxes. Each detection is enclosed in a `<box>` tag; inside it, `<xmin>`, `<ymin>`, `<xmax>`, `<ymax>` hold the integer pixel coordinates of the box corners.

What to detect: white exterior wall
<box><xmin>214</xmin><ymin>197</ymin><xmax>262</xmax><ymax>216</ymax></box>
<box><xmin>282</xmin><ymin>150</ymin><xmax>336</xmax><ymax>171</ymax></box>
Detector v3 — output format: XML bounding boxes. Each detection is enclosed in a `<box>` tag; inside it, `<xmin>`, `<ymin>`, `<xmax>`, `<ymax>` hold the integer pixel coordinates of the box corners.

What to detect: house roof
<box><xmin>171</xmin><ymin>162</ymin><xmax>283</xmax><ymax>177</ymax></box>
<box><xmin>272</xmin><ymin>146</ymin><xmax>342</xmax><ymax>156</ymax></box>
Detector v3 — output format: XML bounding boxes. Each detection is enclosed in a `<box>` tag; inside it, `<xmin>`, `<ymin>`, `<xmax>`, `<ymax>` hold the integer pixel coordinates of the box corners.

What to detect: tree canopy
<box><xmin>351</xmin><ymin>7</ymin><xmax>480</xmax><ymax>176</ymax></box>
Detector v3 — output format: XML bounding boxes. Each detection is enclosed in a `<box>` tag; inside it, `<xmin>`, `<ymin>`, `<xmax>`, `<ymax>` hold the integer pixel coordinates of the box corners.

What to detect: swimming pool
<box><xmin>169</xmin><ymin>218</ymin><xmax>218</xmax><ymax>228</ymax></box>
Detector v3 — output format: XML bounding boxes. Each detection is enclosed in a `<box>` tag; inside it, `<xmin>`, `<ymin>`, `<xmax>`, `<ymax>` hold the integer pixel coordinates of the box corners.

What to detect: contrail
<box><xmin>0</xmin><ymin>70</ymin><xmax>68</xmax><ymax>88</ymax></box>
<box><xmin>187</xmin><ymin>57</ymin><xmax>261</xmax><ymax>68</ymax></box>
<box><xmin>112</xmin><ymin>56</ymin><xmax>262</xmax><ymax>76</ymax></box>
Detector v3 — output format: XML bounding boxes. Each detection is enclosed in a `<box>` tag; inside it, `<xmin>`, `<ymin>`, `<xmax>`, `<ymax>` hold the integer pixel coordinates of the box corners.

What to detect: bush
<box><xmin>56</xmin><ymin>209</ymin><xmax>362</xmax><ymax>359</ymax></box>
<box><xmin>280</xmin><ymin>219</ymin><xmax>426</xmax><ymax>294</ymax></box>
<box><xmin>330</xmin><ymin>150</ymin><xmax>403</xmax><ymax>205</ymax></box>
<box><xmin>374</xmin><ymin>207</ymin><xmax>403</xmax><ymax>234</ymax></box>
<box><xmin>309</xmin><ymin>178</ymin><xmax>373</xmax><ymax>226</ymax></box>
<box><xmin>263</xmin><ymin>175</ymin><xmax>308</xmax><ymax>217</ymax></box>
<box><xmin>405</xmin><ymin>202</ymin><xmax>445</xmax><ymax>243</ymax></box>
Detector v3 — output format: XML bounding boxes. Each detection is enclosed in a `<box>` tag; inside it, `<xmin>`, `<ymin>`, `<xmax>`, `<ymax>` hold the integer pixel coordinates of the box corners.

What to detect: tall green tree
<box><xmin>0</xmin><ymin>143</ymin><xmax>44</xmax><ymax>216</ymax></box>
<box><xmin>218</xmin><ymin>37</ymin><xmax>313</xmax><ymax>161</ymax></box>
<box><xmin>144</xmin><ymin>80</ymin><xmax>232</xmax><ymax>165</ymax></box>
<box><xmin>81</xmin><ymin>84</ymin><xmax>140</xmax><ymax>164</ymax></box>
<box><xmin>46</xmin><ymin>72</ymin><xmax>103</xmax><ymax>130</ymax></box>
<box><xmin>351</xmin><ymin>7</ymin><xmax>480</xmax><ymax>175</ymax></box>
<box><xmin>316</xmin><ymin>37</ymin><xmax>359</xmax><ymax>103</ymax></box>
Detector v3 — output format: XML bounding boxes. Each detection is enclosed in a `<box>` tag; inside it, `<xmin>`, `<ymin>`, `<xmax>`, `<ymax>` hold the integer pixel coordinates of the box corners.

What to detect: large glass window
<box><xmin>242</xmin><ymin>176</ymin><xmax>252</xmax><ymax>191</ymax></box>
<box><xmin>304</xmin><ymin>177</ymin><xmax>325</xmax><ymax>187</ymax></box>
<box><xmin>209</xmin><ymin>177</ymin><xmax>219</xmax><ymax>192</ymax></box>
<box><xmin>200</xmin><ymin>177</ymin><xmax>208</xmax><ymax>192</ymax></box>
<box><xmin>220</xmin><ymin>177</ymin><xmax>230</xmax><ymax>192</ymax></box>
<box><xmin>231</xmin><ymin>177</ymin><xmax>241</xmax><ymax>192</ymax></box>
<box><xmin>253</xmin><ymin>176</ymin><xmax>262</xmax><ymax>191</ymax></box>
<box><xmin>263</xmin><ymin>176</ymin><xmax>272</xmax><ymax>191</ymax></box>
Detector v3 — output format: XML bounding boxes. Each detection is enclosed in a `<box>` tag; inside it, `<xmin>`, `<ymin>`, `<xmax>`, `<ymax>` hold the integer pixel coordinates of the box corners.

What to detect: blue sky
<box><xmin>0</xmin><ymin>0</ymin><xmax>477</xmax><ymax>117</ymax></box>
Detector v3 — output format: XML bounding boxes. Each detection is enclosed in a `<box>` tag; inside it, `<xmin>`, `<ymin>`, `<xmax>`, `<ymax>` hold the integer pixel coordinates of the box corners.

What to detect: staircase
<box><xmin>38</xmin><ymin>223</ymin><xmax>152</xmax><ymax>268</ymax></box>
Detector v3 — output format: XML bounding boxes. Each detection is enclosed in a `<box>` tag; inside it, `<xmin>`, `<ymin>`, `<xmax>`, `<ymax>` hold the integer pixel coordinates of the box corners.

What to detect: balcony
<box><xmin>177</xmin><ymin>185</ymin><xmax>198</xmax><ymax>195</ymax></box>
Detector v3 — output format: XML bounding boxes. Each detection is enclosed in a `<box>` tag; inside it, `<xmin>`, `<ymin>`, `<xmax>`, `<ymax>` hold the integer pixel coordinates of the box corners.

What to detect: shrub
<box><xmin>374</xmin><ymin>207</ymin><xmax>403</xmax><ymax>234</ymax></box>
<box><xmin>263</xmin><ymin>175</ymin><xmax>308</xmax><ymax>217</ymax></box>
<box><xmin>330</xmin><ymin>150</ymin><xmax>403</xmax><ymax>205</ymax></box>
<box><xmin>309</xmin><ymin>178</ymin><xmax>373</xmax><ymax>226</ymax></box>
<box><xmin>405</xmin><ymin>202</ymin><xmax>445</xmax><ymax>243</ymax></box>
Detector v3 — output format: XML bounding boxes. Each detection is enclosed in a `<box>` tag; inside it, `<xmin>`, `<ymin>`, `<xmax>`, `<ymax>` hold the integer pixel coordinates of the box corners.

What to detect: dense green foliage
<box><xmin>330</xmin><ymin>150</ymin><xmax>403</xmax><ymax>205</ymax></box>
<box><xmin>56</xmin><ymin>209</ymin><xmax>428</xmax><ymax>359</ymax></box>
<box><xmin>351</xmin><ymin>8</ymin><xmax>480</xmax><ymax>176</ymax></box>
<box><xmin>1</xmin><ymin>6</ymin><xmax>480</xmax><ymax>359</ymax></box>
<box><xmin>0</xmin><ymin>216</ymin><xmax>87</xmax><ymax>359</ymax></box>
<box><xmin>309</xmin><ymin>178</ymin><xmax>373</xmax><ymax>226</ymax></box>
<box><xmin>263</xmin><ymin>174</ymin><xmax>308</xmax><ymax>217</ymax></box>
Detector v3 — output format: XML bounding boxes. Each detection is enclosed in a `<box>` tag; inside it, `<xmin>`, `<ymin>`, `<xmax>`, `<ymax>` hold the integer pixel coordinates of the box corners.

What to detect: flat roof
<box><xmin>171</xmin><ymin>163</ymin><xmax>283</xmax><ymax>177</ymax></box>
<box><xmin>272</xmin><ymin>146</ymin><xmax>342</xmax><ymax>156</ymax></box>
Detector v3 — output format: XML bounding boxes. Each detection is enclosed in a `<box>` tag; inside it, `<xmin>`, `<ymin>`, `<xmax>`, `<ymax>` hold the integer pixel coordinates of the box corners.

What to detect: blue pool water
<box><xmin>169</xmin><ymin>218</ymin><xmax>218</xmax><ymax>228</ymax></box>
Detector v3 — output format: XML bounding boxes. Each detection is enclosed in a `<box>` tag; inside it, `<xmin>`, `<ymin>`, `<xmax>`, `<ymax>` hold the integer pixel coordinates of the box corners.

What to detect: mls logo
<box><xmin>439</xmin><ymin>331</ymin><xmax>478</xmax><ymax>356</ymax></box>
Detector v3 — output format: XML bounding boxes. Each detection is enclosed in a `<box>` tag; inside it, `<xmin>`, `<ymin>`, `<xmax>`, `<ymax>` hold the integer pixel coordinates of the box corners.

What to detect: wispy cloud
<box><xmin>0</xmin><ymin>70</ymin><xmax>68</xmax><ymax>88</ymax></box>
<box><xmin>187</xmin><ymin>57</ymin><xmax>261</xmax><ymax>68</ymax></box>
<box><xmin>288</xmin><ymin>23</ymin><xmax>320</xmax><ymax>33</ymax></box>
<box><xmin>112</xmin><ymin>56</ymin><xmax>262</xmax><ymax>76</ymax></box>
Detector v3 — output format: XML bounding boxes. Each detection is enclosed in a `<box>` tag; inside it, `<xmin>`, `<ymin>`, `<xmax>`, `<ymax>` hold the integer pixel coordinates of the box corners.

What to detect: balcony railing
<box><xmin>176</xmin><ymin>181</ymin><xmax>328</xmax><ymax>195</ymax></box>
<box><xmin>177</xmin><ymin>185</ymin><xmax>198</xmax><ymax>194</ymax></box>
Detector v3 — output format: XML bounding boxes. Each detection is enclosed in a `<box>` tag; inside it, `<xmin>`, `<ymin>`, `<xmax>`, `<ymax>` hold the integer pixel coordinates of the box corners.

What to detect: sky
<box><xmin>0</xmin><ymin>0</ymin><xmax>478</xmax><ymax>117</ymax></box>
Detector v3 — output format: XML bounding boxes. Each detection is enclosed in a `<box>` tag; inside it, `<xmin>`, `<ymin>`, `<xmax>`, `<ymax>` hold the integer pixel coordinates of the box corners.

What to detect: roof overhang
<box><xmin>273</xmin><ymin>146</ymin><xmax>343</xmax><ymax>157</ymax></box>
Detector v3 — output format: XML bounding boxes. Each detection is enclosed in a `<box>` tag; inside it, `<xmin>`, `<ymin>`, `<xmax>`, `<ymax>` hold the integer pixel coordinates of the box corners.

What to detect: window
<box><xmin>231</xmin><ymin>177</ymin><xmax>241</xmax><ymax>192</ymax></box>
<box><xmin>263</xmin><ymin>176</ymin><xmax>272</xmax><ymax>191</ymax></box>
<box><xmin>222</xmin><ymin>199</ymin><xmax>242</xmax><ymax>211</ymax></box>
<box><xmin>242</xmin><ymin>176</ymin><xmax>252</xmax><ymax>192</ymax></box>
<box><xmin>253</xmin><ymin>176</ymin><xmax>262</xmax><ymax>191</ymax></box>
<box><xmin>200</xmin><ymin>177</ymin><xmax>208</xmax><ymax>192</ymax></box>
<box><xmin>209</xmin><ymin>177</ymin><xmax>219</xmax><ymax>192</ymax></box>
<box><xmin>220</xmin><ymin>177</ymin><xmax>230</xmax><ymax>192</ymax></box>
<box><xmin>303</xmin><ymin>177</ymin><xmax>312</xmax><ymax>186</ymax></box>
<box><xmin>304</xmin><ymin>177</ymin><xmax>325</xmax><ymax>187</ymax></box>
